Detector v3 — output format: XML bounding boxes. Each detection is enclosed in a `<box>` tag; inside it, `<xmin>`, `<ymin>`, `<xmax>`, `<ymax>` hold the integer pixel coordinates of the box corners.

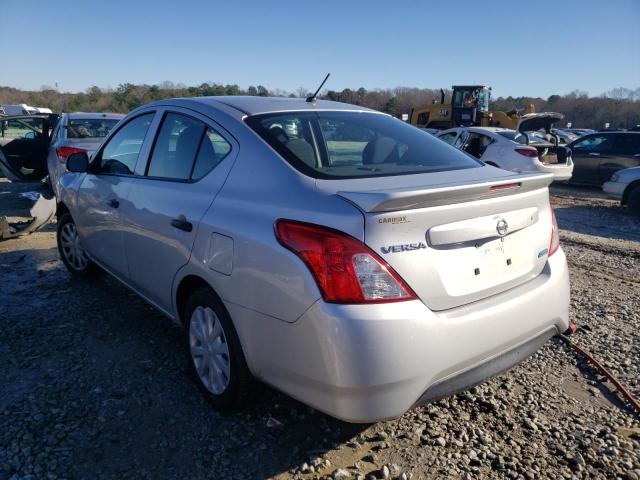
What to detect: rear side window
<box><xmin>613</xmin><ymin>134</ymin><xmax>640</xmax><ymax>155</ymax></box>
<box><xmin>192</xmin><ymin>129</ymin><xmax>232</xmax><ymax>180</ymax></box>
<box><xmin>571</xmin><ymin>135</ymin><xmax>613</xmax><ymax>153</ymax></box>
<box><xmin>98</xmin><ymin>113</ymin><xmax>153</xmax><ymax>175</ymax></box>
<box><xmin>147</xmin><ymin>112</ymin><xmax>231</xmax><ymax>181</ymax></box>
<box><xmin>246</xmin><ymin>111</ymin><xmax>480</xmax><ymax>179</ymax></box>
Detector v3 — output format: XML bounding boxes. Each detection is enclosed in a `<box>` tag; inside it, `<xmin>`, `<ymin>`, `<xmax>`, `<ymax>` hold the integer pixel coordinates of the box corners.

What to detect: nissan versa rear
<box><xmin>55</xmin><ymin>97</ymin><xmax>570</xmax><ymax>423</ymax></box>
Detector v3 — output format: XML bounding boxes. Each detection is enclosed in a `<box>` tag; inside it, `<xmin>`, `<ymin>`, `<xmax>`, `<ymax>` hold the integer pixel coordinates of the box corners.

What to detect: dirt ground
<box><xmin>0</xmin><ymin>178</ymin><xmax>638</xmax><ymax>479</ymax></box>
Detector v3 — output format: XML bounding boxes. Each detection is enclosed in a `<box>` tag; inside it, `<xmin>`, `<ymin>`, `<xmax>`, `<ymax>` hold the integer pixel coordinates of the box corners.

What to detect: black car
<box><xmin>568</xmin><ymin>132</ymin><xmax>640</xmax><ymax>186</ymax></box>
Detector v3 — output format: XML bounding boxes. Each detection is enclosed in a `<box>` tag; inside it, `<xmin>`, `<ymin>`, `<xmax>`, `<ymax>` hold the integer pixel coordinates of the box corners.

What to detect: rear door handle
<box><xmin>588</xmin><ymin>152</ymin><xmax>600</xmax><ymax>156</ymax></box>
<box><xmin>107</xmin><ymin>198</ymin><xmax>119</xmax><ymax>208</ymax></box>
<box><xmin>171</xmin><ymin>214</ymin><xmax>192</xmax><ymax>232</ymax></box>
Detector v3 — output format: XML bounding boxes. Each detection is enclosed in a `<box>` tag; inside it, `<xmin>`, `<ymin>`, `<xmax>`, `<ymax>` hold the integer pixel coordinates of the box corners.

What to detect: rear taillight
<box><xmin>515</xmin><ymin>148</ymin><xmax>538</xmax><ymax>158</ymax></box>
<box><xmin>57</xmin><ymin>146</ymin><xmax>87</xmax><ymax>162</ymax></box>
<box><xmin>275</xmin><ymin>220</ymin><xmax>416</xmax><ymax>304</ymax></box>
<box><xmin>549</xmin><ymin>208</ymin><xmax>560</xmax><ymax>256</ymax></box>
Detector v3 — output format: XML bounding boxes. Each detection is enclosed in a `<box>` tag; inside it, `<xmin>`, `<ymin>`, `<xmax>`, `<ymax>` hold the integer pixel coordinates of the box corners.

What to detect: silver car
<box><xmin>54</xmin><ymin>97</ymin><xmax>570</xmax><ymax>422</ymax></box>
<box><xmin>47</xmin><ymin>112</ymin><xmax>124</xmax><ymax>195</ymax></box>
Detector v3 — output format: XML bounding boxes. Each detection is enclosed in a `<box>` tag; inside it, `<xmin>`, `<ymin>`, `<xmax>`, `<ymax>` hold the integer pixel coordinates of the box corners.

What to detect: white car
<box><xmin>603</xmin><ymin>166</ymin><xmax>640</xmax><ymax>215</ymax></box>
<box><xmin>437</xmin><ymin>114</ymin><xmax>574</xmax><ymax>181</ymax></box>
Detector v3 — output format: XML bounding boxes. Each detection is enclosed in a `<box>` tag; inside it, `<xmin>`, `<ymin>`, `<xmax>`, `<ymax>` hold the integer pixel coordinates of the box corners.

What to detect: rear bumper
<box><xmin>602</xmin><ymin>181</ymin><xmax>626</xmax><ymax>200</ymax></box>
<box><xmin>535</xmin><ymin>159</ymin><xmax>574</xmax><ymax>182</ymax></box>
<box><xmin>229</xmin><ymin>249</ymin><xmax>570</xmax><ymax>423</ymax></box>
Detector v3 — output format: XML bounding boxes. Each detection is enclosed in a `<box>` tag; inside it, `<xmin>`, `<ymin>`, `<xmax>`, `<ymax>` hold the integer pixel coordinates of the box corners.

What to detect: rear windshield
<box><xmin>67</xmin><ymin>118</ymin><xmax>120</xmax><ymax>139</ymax></box>
<box><xmin>246</xmin><ymin>111</ymin><xmax>481</xmax><ymax>179</ymax></box>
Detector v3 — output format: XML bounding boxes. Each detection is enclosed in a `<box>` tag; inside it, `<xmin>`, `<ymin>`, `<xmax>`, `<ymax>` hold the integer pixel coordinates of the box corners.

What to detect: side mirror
<box><xmin>24</xmin><ymin>131</ymin><xmax>36</xmax><ymax>139</ymax></box>
<box><xmin>66</xmin><ymin>152</ymin><xmax>89</xmax><ymax>173</ymax></box>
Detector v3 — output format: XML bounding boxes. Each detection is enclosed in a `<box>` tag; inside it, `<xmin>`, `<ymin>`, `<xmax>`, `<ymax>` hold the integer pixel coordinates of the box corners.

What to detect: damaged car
<box><xmin>0</xmin><ymin>114</ymin><xmax>58</xmax><ymax>182</ymax></box>
<box><xmin>53</xmin><ymin>96</ymin><xmax>570</xmax><ymax>423</ymax></box>
<box><xmin>437</xmin><ymin>113</ymin><xmax>573</xmax><ymax>181</ymax></box>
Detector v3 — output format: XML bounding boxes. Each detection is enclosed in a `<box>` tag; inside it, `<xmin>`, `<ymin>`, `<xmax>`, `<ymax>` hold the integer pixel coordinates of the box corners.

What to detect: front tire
<box><xmin>57</xmin><ymin>213</ymin><xmax>97</xmax><ymax>276</ymax></box>
<box><xmin>185</xmin><ymin>287</ymin><xmax>252</xmax><ymax>410</ymax></box>
<box><xmin>627</xmin><ymin>187</ymin><xmax>640</xmax><ymax>216</ymax></box>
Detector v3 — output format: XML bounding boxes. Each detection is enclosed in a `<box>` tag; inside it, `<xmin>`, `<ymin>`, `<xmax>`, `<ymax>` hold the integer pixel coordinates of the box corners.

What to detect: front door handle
<box><xmin>107</xmin><ymin>198</ymin><xmax>119</xmax><ymax>208</ymax></box>
<box><xmin>171</xmin><ymin>214</ymin><xmax>192</xmax><ymax>232</ymax></box>
<box><xmin>588</xmin><ymin>152</ymin><xmax>600</xmax><ymax>156</ymax></box>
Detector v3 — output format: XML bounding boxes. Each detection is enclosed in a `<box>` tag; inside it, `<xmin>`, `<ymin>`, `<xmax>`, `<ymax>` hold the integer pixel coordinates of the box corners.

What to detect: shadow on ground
<box><xmin>0</xmin><ymin>241</ymin><xmax>366</xmax><ymax>479</ymax></box>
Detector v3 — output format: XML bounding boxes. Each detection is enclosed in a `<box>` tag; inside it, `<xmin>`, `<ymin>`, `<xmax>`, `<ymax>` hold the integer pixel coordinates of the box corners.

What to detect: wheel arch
<box><xmin>175</xmin><ymin>274</ymin><xmax>223</xmax><ymax>326</ymax></box>
<box><xmin>56</xmin><ymin>201</ymin><xmax>70</xmax><ymax>218</ymax></box>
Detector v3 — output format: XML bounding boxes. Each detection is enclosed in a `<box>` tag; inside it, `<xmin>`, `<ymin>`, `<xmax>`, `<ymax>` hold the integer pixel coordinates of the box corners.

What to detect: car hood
<box><xmin>615</xmin><ymin>166</ymin><xmax>640</xmax><ymax>182</ymax></box>
<box><xmin>516</xmin><ymin>113</ymin><xmax>564</xmax><ymax>134</ymax></box>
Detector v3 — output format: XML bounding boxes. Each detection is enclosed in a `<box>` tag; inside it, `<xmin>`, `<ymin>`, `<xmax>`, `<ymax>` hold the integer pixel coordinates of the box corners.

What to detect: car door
<box><xmin>599</xmin><ymin>134</ymin><xmax>640</xmax><ymax>183</ymax></box>
<box><xmin>120</xmin><ymin>108</ymin><xmax>237</xmax><ymax>314</ymax></box>
<box><xmin>73</xmin><ymin>111</ymin><xmax>157</xmax><ymax>279</ymax></box>
<box><xmin>0</xmin><ymin>115</ymin><xmax>52</xmax><ymax>181</ymax></box>
<box><xmin>568</xmin><ymin>134</ymin><xmax>615</xmax><ymax>185</ymax></box>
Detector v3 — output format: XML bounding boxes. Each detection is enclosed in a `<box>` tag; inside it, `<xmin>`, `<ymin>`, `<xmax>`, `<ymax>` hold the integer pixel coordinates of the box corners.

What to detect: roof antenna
<box><xmin>306</xmin><ymin>73</ymin><xmax>330</xmax><ymax>103</ymax></box>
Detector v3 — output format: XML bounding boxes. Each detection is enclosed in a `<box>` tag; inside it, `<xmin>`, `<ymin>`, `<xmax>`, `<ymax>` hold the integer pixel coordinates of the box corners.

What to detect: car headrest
<box><xmin>286</xmin><ymin>139</ymin><xmax>316</xmax><ymax>168</ymax></box>
<box><xmin>362</xmin><ymin>137</ymin><xmax>399</xmax><ymax>165</ymax></box>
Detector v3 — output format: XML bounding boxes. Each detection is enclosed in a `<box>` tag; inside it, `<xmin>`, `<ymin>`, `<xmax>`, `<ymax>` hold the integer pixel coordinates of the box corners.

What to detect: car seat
<box><xmin>362</xmin><ymin>137</ymin><xmax>399</xmax><ymax>165</ymax></box>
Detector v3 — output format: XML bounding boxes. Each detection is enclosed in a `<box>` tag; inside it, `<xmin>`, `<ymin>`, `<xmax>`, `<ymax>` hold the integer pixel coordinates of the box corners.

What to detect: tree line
<box><xmin>1</xmin><ymin>83</ymin><xmax>639</xmax><ymax>129</ymax></box>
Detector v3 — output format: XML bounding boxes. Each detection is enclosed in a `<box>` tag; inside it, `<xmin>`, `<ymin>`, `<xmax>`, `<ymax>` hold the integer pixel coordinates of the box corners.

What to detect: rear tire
<box><xmin>627</xmin><ymin>187</ymin><xmax>640</xmax><ymax>216</ymax></box>
<box><xmin>184</xmin><ymin>287</ymin><xmax>253</xmax><ymax>410</ymax></box>
<box><xmin>56</xmin><ymin>213</ymin><xmax>97</xmax><ymax>276</ymax></box>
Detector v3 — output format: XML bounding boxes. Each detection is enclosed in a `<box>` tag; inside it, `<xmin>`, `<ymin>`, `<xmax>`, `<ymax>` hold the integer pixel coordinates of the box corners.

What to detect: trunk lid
<box><xmin>318</xmin><ymin>167</ymin><xmax>554</xmax><ymax>311</ymax></box>
<box><xmin>516</xmin><ymin>112</ymin><xmax>563</xmax><ymax>134</ymax></box>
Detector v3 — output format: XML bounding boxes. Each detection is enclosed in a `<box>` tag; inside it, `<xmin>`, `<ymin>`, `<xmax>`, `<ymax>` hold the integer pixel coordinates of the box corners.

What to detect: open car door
<box><xmin>0</xmin><ymin>114</ymin><xmax>57</xmax><ymax>181</ymax></box>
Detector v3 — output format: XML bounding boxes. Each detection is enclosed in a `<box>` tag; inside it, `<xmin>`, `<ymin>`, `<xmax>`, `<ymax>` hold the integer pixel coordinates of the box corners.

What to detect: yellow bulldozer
<box><xmin>409</xmin><ymin>85</ymin><xmax>535</xmax><ymax>130</ymax></box>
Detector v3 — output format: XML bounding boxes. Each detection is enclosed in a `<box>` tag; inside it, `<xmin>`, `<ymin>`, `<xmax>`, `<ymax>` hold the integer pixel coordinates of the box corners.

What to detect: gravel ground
<box><xmin>0</xmin><ymin>179</ymin><xmax>638</xmax><ymax>479</ymax></box>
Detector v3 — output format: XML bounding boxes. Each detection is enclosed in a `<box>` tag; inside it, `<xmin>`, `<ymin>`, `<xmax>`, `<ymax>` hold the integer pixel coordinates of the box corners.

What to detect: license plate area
<box><xmin>476</xmin><ymin>236</ymin><xmax>512</xmax><ymax>278</ymax></box>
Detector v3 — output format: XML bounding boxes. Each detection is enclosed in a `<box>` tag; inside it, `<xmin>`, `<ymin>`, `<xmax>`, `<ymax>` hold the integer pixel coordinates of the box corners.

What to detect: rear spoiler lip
<box><xmin>337</xmin><ymin>172</ymin><xmax>554</xmax><ymax>213</ymax></box>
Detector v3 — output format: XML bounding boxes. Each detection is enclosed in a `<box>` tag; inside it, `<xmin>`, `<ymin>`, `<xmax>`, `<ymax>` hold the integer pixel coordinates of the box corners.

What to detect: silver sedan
<box><xmin>53</xmin><ymin>96</ymin><xmax>570</xmax><ymax>422</ymax></box>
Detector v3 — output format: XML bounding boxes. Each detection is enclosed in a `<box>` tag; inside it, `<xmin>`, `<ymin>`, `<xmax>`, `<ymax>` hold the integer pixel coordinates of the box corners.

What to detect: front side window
<box><xmin>97</xmin><ymin>113</ymin><xmax>154</xmax><ymax>174</ymax></box>
<box><xmin>462</xmin><ymin>133</ymin><xmax>492</xmax><ymax>159</ymax></box>
<box><xmin>438</xmin><ymin>132</ymin><xmax>458</xmax><ymax>145</ymax></box>
<box><xmin>571</xmin><ymin>135</ymin><xmax>612</xmax><ymax>153</ymax></box>
<box><xmin>246</xmin><ymin>111</ymin><xmax>481</xmax><ymax>179</ymax></box>
<box><xmin>146</xmin><ymin>113</ymin><xmax>232</xmax><ymax>181</ymax></box>
<box><xmin>453</xmin><ymin>131</ymin><xmax>469</xmax><ymax>148</ymax></box>
<box><xmin>0</xmin><ymin>117</ymin><xmax>44</xmax><ymax>140</ymax></box>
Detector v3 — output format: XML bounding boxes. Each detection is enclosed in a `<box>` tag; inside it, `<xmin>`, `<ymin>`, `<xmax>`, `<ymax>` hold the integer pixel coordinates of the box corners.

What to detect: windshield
<box><xmin>452</xmin><ymin>88</ymin><xmax>490</xmax><ymax>112</ymax></box>
<box><xmin>477</xmin><ymin>89</ymin><xmax>490</xmax><ymax>112</ymax></box>
<box><xmin>67</xmin><ymin>118</ymin><xmax>120</xmax><ymax>139</ymax></box>
<box><xmin>246</xmin><ymin>111</ymin><xmax>481</xmax><ymax>179</ymax></box>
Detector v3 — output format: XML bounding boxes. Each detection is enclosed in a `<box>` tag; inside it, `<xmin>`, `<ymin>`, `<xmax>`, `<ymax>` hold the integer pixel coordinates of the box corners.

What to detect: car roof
<box><xmin>65</xmin><ymin>112</ymin><xmax>125</xmax><ymax>120</ymax></box>
<box><xmin>151</xmin><ymin>96</ymin><xmax>378</xmax><ymax>116</ymax></box>
<box><xmin>439</xmin><ymin>126</ymin><xmax>513</xmax><ymax>135</ymax></box>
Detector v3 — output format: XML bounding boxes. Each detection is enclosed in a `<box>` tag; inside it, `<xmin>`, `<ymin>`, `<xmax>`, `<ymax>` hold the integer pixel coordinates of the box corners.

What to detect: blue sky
<box><xmin>1</xmin><ymin>0</ymin><xmax>638</xmax><ymax>98</ymax></box>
